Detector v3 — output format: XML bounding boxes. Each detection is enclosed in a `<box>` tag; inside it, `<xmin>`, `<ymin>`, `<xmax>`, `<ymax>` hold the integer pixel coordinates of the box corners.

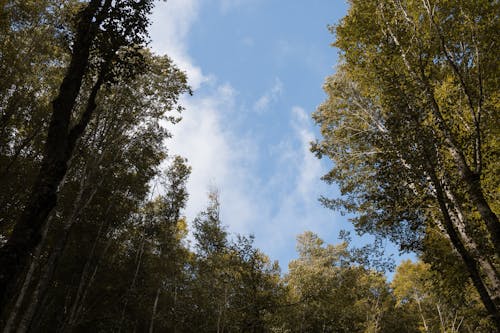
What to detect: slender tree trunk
<box><xmin>173</xmin><ymin>283</ymin><xmax>177</xmax><ymax>333</ymax></box>
<box><xmin>119</xmin><ymin>236</ymin><xmax>146</xmax><ymax>333</ymax></box>
<box><xmin>61</xmin><ymin>223</ymin><xmax>112</xmax><ymax>332</ymax></box>
<box><xmin>16</xmin><ymin>238</ymin><xmax>63</xmax><ymax>333</ymax></box>
<box><xmin>217</xmin><ymin>285</ymin><xmax>227</xmax><ymax>333</ymax></box>
<box><xmin>149</xmin><ymin>287</ymin><xmax>161</xmax><ymax>333</ymax></box>
<box><xmin>16</xmin><ymin>162</ymin><xmax>103</xmax><ymax>333</ymax></box>
<box><xmin>216</xmin><ymin>303</ymin><xmax>222</xmax><ymax>333</ymax></box>
<box><xmin>424</xmin><ymin>78</ymin><xmax>500</xmax><ymax>257</ymax></box>
<box><xmin>2</xmin><ymin>217</ymin><xmax>52</xmax><ymax>333</ymax></box>
<box><xmin>16</xmin><ymin>218</ymin><xmax>77</xmax><ymax>333</ymax></box>
<box><xmin>0</xmin><ymin>0</ymin><xmax>107</xmax><ymax>316</ymax></box>
<box><xmin>442</xmin><ymin>183</ymin><xmax>500</xmax><ymax>297</ymax></box>
<box><xmin>436</xmin><ymin>304</ymin><xmax>445</xmax><ymax>332</ymax></box>
<box><xmin>384</xmin><ymin>10</ymin><xmax>500</xmax><ymax>256</ymax></box>
<box><xmin>459</xmin><ymin>171</ymin><xmax>500</xmax><ymax>256</ymax></box>
<box><xmin>62</xmin><ymin>241</ymin><xmax>110</xmax><ymax>332</ymax></box>
<box><xmin>416</xmin><ymin>298</ymin><xmax>429</xmax><ymax>333</ymax></box>
<box><xmin>421</xmin><ymin>4</ymin><xmax>500</xmax><ymax>254</ymax></box>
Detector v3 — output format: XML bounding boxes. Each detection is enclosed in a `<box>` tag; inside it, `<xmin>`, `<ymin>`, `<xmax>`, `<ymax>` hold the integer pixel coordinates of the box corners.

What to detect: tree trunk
<box><xmin>459</xmin><ymin>170</ymin><xmax>500</xmax><ymax>257</ymax></box>
<box><xmin>119</xmin><ymin>236</ymin><xmax>146</xmax><ymax>333</ymax></box>
<box><xmin>442</xmin><ymin>183</ymin><xmax>500</xmax><ymax>297</ymax></box>
<box><xmin>429</xmin><ymin>171</ymin><xmax>500</xmax><ymax>329</ymax></box>
<box><xmin>0</xmin><ymin>0</ymin><xmax>106</xmax><ymax>316</ymax></box>
<box><xmin>149</xmin><ymin>287</ymin><xmax>161</xmax><ymax>333</ymax></box>
<box><xmin>386</xmin><ymin>12</ymin><xmax>500</xmax><ymax>257</ymax></box>
<box><xmin>422</xmin><ymin>6</ymin><xmax>500</xmax><ymax>254</ymax></box>
<box><xmin>416</xmin><ymin>298</ymin><xmax>429</xmax><ymax>333</ymax></box>
<box><xmin>61</xmin><ymin>240</ymin><xmax>110</xmax><ymax>333</ymax></box>
<box><xmin>424</xmin><ymin>78</ymin><xmax>500</xmax><ymax>257</ymax></box>
<box><xmin>16</xmin><ymin>160</ymin><xmax>103</xmax><ymax>332</ymax></box>
<box><xmin>2</xmin><ymin>216</ymin><xmax>52</xmax><ymax>333</ymax></box>
<box><xmin>62</xmin><ymin>223</ymin><xmax>112</xmax><ymax>333</ymax></box>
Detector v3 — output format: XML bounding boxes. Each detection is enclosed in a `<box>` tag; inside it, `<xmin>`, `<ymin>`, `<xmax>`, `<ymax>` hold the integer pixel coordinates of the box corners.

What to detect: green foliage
<box><xmin>187</xmin><ymin>192</ymin><xmax>285</xmax><ymax>332</ymax></box>
<box><xmin>0</xmin><ymin>0</ymin><xmax>76</xmax><ymax>233</ymax></box>
<box><xmin>279</xmin><ymin>231</ymin><xmax>398</xmax><ymax>333</ymax></box>
<box><xmin>1</xmin><ymin>1</ymin><xmax>498</xmax><ymax>332</ymax></box>
<box><xmin>392</xmin><ymin>260</ymin><xmax>496</xmax><ymax>332</ymax></box>
<box><xmin>313</xmin><ymin>0</ymin><xmax>499</xmax><ymax>326</ymax></box>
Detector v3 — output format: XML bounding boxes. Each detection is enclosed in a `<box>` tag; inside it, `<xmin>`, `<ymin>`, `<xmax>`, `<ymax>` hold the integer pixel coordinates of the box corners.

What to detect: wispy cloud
<box><xmin>252</xmin><ymin>105</ymin><xmax>343</xmax><ymax>269</ymax></box>
<box><xmin>150</xmin><ymin>0</ymin><xmax>260</xmax><ymax>237</ymax></box>
<box><xmin>149</xmin><ymin>1</ymin><xmax>343</xmax><ymax>267</ymax></box>
<box><xmin>149</xmin><ymin>0</ymin><xmax>209</xmax><ymax>89</ymax></box>
<box><xmin>167</xmin><ymin>85</ymin><xmax>259</xmax><ymax>235</ymax></box>
<box><xmin>253</xmin><ymin>78</ymin><xmax>284</xmax><ymax>112</ymax></box>
<box><xmin>291</xmin><ymin>106</ymin><xmax>324</xmax><ymax>201</ymax></box>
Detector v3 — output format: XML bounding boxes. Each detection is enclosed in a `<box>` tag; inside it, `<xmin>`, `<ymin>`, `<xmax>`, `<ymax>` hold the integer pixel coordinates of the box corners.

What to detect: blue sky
<box><xmin>149</xmin><ymin>0</ymin><xmax>413</xmax><ymax>272</ymax></box>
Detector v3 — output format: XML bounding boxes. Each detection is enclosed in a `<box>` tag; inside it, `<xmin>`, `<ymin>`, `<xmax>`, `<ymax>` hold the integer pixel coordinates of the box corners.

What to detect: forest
<box><xmin>0</xmin><ymin>0</ymin><xmax>498</xmax><ymax>332</ymax></box>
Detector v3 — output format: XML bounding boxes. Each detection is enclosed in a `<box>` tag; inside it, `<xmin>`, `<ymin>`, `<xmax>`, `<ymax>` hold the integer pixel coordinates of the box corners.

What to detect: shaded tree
<box><xmin>0</xmin><ymin>0</ymin><xmax>157</xmax><ymax>314</ymax></box>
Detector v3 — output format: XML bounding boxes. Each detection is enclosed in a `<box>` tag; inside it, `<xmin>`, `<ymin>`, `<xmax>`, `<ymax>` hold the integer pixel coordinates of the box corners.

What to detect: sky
<box><xmin>148</xmin><ymin>0</ymin><xmax>413</xmax><ymax>272</ymax></box>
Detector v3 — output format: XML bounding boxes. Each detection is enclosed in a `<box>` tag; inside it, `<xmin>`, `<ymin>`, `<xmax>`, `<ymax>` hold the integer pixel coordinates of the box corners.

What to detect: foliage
<box><xmin>392</xmin><ymin>260</ymin><xmax>496</xmax><ymax>332</ymax></box>
<box><xmin>278</xmin><ymin>232</ymin><xmax>400</xmax><ymax>333</ymax></box>
<box><xmin>1</xmin><ymin>0</ymin><xmax>498</xmax><ymax>332</ymax></box>
<box><xmin>312</xmin><ymin>0</ymin><xmax>499</xmax><ymax>326</ymax></box>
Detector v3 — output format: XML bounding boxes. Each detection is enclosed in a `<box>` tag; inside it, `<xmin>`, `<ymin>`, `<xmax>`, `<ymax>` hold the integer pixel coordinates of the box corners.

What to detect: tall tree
<box><xmin>187</xmin><ymin>192</ymin><xmax>284</xmax><ymax>333</ymax></box>
<box><xmin>189</xmin><ymin>191</ymin><xmax>232</xmax><ymax>332</ymax></box>
<box><xmin>0</xmin><ymin>0</ymin><xmax>74</xmax><ymax>234</ymax></box>
<box><xmin>1</xmin><ymin>48</ymin><xmax>189</xmax><ymax>331</ymax></box>
<box><xmin>313</xmin><ymin>0</ymin><xmax>499</xmax><ymax>326</ymax></box>
<box><xmin>0</xmin><ymin>0</ymin><xmax>155</xmax><ymax>315</ymax></box>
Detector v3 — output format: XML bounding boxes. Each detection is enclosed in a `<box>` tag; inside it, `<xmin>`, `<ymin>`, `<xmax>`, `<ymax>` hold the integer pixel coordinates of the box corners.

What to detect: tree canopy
<box><xmin>312</xmin><ymin>0</ymin><xmax>499</xmax><ymax>328</ymax></box>
<box><xmin>0</xmin><ymin>0</ymin><xmax>498</xmax><ymax>331</ymax></box>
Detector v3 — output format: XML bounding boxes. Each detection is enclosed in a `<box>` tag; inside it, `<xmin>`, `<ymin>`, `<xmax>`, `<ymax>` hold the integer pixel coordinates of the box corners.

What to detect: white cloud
<box><xmin>147</xmin><ymin>0</ymin><xmax>411</xmax><ymax>272</ymax></box>
<box><xmin>150</xmin><ymin>0</ymin><xmax>258</xmax><ymax>236</ymax></box>
<box><xmin>253</xmin><ymin>78</ymin><xmax>284</xmax><ymax>112</ymax></box>
<box><xmin>166</xmin><ymin>86</ymin><xmax>260</xmax><ymax>236</ymax></box>
<box><xmin>291</xmin><ymin>106</ymin><xmax>324</xmax><ymax>201</ymax></box>
<box><xmin>149</xmin><ymin>0</ymin><xmax>209</xmax><ymax>90</ymax></box>
<box><xmin>150</xmin><ymin>2</ymin><xmax>343</xmax><ymax>267</ymax></box>
<box><xmin>251</xmin><ymin>106</ymin><xmax>343</xmax><ymax>269</ymax></box>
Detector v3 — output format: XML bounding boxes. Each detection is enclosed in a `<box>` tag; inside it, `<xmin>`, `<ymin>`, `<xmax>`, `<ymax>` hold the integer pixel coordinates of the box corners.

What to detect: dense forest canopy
<box><xmin>0</xmin><ymin>0</ymin><xmax>498</xmax><ymax>332</ymax></box>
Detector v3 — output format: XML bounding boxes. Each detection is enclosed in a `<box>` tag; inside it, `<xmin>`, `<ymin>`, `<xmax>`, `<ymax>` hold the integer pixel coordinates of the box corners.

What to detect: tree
<box><xmin>0</xmin><ymin>0</ymin><xmax>75</xmax><ymax>237</ymax></box>
<box><xmin>13</xmin><ymin>153</ymin><xmax>191</xmax><ymax>332</ymax></box>
<box><xmin>392</xmin><ymin>260</ymin><xmax>496</xmax><ymax>332</ymax></box>
<box><xmin>312</xmin><ymin>0</ymin><xmax>499</xmax><ymax>326</ymax></box>
<box><xmin>0</xmin><ymin>0</ymin><xmax>156</xmax><ymax>315</ymax></box>
<box><xmin>0</xmin><ymin>48</ymin><xmax>189</xmax><ymax>330</ymax></box>
<box><xmin>225</xmin><ymin>235</ymin><xmax>283</xmax><ymax>333</ymax></box>
<box><xmin>189</xmin><ymin>191</ymin><xmax>232</xmax><ymax>332</ymax></box>
<box><xmin>187</xmin><ymin>192</ymin><xmax>284</xmax><ymax>333</ymax></box>
<box><xmin>281</xmin><ymin>232</ymin><xmax>398</xmax><ymax>333</ymax></box>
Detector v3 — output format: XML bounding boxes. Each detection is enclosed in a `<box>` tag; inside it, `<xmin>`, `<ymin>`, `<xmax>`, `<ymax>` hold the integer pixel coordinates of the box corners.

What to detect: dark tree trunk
<box><xmin>0</xmin><ymin>0</ymin><xmax>105</xmax><ymax>318</ymax></box>
<box><xmin>16</xmin><ymin>159</ymin><xmax>103</xmax><ymax>332</ymax></box>
<box><xmin>2</xmin><ymin>216</ymin><xmax>52</xmax><ymax>333</ymax></box>
<box><xmin>430</xmin><ymin>171</ymin><xmax>500</xmax><ymax>329</ymax></box>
